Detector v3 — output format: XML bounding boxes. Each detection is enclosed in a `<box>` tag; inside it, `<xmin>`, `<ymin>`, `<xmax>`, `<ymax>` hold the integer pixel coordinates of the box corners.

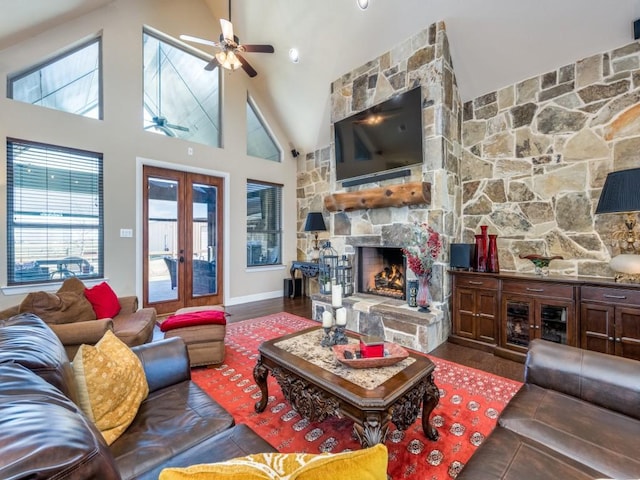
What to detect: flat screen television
<box><xmin>334</xmin><ymin>86</ymin><xmax>423</xmax><ymax>184</ymax></box>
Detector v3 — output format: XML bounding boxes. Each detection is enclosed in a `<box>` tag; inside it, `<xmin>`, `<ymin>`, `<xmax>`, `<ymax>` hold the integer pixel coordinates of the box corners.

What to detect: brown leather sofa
<box><xmin>0</xmin><ymin>313</ymin><xmax>276</xmax><ymax>480</ymax></box>
<box><xmin>458</xmin><ymin>339</ymin><xmax>640</xmax><ymax>479</ymax></box>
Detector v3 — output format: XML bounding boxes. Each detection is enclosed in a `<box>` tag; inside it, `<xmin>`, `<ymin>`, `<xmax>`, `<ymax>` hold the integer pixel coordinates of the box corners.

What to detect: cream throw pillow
<box><xmin>73</xmin><ymin>330</ymin><xmax>148</xmax><ymax>445</ymax></box>
<box><xmin>159</xmin><ymin>443</ymin><xmax>388</xmax><ymax>480</ymax></box>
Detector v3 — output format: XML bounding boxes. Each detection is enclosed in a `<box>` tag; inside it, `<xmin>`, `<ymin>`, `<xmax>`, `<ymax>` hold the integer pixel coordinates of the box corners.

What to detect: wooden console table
<box><xmin>289</xmin><ymin>261</ymin><xmax>319</xmax><ymax>298</ymax></box>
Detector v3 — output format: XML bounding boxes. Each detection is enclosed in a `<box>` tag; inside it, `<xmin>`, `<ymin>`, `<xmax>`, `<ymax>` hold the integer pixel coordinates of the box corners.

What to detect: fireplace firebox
<box><xmin>357</xmin><ymin>247</ymin><xmax>406</xmax><ymax>300</ymax></box>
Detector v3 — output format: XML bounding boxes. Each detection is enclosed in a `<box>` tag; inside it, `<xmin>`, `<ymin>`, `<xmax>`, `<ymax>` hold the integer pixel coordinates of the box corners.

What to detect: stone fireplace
<box><xmin>357</xmin><ymin>247</ymin><xmax>406</xmax><ymax>300</ymax></box>
<box><xmin>298</xmin><ymin>21</ymin><xmax>460</xmax><ymax>353</ymax></box>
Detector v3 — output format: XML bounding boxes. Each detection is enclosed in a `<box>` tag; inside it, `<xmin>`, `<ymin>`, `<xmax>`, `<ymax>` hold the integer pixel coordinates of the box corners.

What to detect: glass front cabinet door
<box><xmin>502</xmin><ymin>295</ymin><xmax>574</xmax><ymax>354</ymax></box>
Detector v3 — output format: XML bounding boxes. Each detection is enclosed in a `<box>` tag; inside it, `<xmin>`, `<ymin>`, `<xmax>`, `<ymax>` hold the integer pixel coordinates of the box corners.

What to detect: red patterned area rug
<box><xmin>191</xmin><ymin>312</ymin><xmax>522</xmax><ymax>479</ymax></box>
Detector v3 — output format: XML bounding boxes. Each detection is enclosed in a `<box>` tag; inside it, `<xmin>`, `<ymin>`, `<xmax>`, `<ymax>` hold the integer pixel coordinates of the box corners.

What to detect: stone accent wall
<box><xmin>461</xmin><ymin>41</ymin><xmax>640</xmax><ymax>278</ymax></box>
<box><xmin>297</xmin><ymin>22</ymin><xmax>462</xmax><ymax>323</ymax></box>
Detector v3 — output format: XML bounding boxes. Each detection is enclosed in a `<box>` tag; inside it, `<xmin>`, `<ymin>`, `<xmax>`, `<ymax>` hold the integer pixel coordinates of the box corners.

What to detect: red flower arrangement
<box><xmin>402</xmin><ymin>222</ymin><xmax>442</xmax><ymax>276</ymax></box>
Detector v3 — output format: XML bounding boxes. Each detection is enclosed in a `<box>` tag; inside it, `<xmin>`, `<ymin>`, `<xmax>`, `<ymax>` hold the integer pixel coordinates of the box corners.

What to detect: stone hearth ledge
<box><xmin>311</xmin><ymin>293</ymin><xmax>448</xmax><ymax>354</ymax></box>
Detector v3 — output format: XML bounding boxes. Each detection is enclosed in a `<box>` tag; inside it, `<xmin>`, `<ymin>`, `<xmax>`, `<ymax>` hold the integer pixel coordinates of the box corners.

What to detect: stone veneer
<box><xmin>461</xmin><ymin>41</ymin><xmax>640</xmax><ymax>278</ymax></box>
<box><xmin>298</xmin><ymin>23</ymin><xmax>640</xmax><ymax>353</ymax></box>
<box><xmin>311</xmin><ymin>294</ymin><xmax>445</xmax><ymax>355</ymax></box>
<box><xmin>297</xmin><ymin>22</ymin><xmax>462</xmax><ymax>353</ymax></box>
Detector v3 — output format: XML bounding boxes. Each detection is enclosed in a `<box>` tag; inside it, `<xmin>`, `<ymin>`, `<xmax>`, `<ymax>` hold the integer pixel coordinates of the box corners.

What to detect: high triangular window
<box><xmin>247</xmin><ymin>96</ymin><xmax>281</xmax><ymax>162</ymax></box>
<box><xmin>143</xmin><ymin>29</ymin><xmax>221</xmax><ymax>147</ymax></box>
<box><xmin>8</xmin><ymin>37</ymin><xmax>102</xmax><ymax>119</ymax></box>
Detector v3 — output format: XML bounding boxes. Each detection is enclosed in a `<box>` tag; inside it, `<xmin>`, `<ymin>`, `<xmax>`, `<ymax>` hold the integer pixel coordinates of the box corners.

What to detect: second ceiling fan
<box><xmin>180</xmin><ymin>0</ymin><xmax>274</xmax><ymax>78</ymax></box>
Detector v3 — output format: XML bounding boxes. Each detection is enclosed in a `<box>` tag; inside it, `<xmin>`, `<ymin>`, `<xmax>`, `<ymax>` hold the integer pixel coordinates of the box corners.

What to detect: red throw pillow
<box><xmin>160</xmin><ymin>310</ymin><xmax>226</xmax><ymax>332</ymax></box>
<box><xmin>84</xmin><ymin>282</ymin><xmax>121</xmax><ymax>319</ymax></box>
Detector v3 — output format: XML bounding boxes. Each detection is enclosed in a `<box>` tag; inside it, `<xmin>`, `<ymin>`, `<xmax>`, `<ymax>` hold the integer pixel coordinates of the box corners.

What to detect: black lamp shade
<box><xmin>595</xmin><ymin>167</ymin><xmax>640</xmax><ymax>214</ymax></box>
<box><xmin>304</xmin><ymin>212</ymin><xmax>327</xmax><ymax>232</ymax></box>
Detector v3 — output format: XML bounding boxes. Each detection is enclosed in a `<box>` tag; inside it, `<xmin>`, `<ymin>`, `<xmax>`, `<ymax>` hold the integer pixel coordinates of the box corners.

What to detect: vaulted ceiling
<box><xmin>2</xmin><ymin>0</ymin><xmax>640</xmax><ymax>153</ymax></box>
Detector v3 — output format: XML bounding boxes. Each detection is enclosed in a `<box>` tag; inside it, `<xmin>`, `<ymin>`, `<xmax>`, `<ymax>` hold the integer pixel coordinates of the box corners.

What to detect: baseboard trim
<box><xmin>225</xmin><ymin>290</ymin><xmax>282</xmax><ymax>306</ymax></box>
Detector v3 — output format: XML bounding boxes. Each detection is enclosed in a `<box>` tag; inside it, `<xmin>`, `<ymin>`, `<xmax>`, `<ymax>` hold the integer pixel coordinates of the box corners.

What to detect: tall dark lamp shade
<box><xmin>304</xmin><ymin>212</ymin><xmax>327</xmax><ymax>255</ymax></box>
<box><xmin>595</xmin><ymin>167</ymin><xmax>640</xmax><ymax>278</ymax></box>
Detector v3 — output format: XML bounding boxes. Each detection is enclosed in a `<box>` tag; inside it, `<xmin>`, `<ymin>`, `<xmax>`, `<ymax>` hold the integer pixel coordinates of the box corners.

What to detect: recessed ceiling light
<box><xmin>357</xmin><ymin>0</ymin><xmax>369</xmax><ymax>10</ymax></box>
<box><xmin>289</xmin><ymin>48</ymin><xmax>300</xmax><ymax>63</ymax></box>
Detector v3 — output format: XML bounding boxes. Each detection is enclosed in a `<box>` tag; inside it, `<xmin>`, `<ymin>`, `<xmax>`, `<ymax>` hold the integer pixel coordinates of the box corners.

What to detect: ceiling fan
<box><xmin>147</xmin><ymin>115</ymin><xmax>189</xmax><ymax>137</ymax></box>
<box><xmin>180</xmin><ymin>0</ymin><xmax>274</xmax><ymax>78</ymax></box>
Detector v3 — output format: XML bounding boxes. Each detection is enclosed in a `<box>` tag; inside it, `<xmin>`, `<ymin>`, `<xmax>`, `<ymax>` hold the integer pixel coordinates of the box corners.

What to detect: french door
<box><xmin>142</xmin><ymin>165</ymin><xmax>223</xmax><ymax>314</ymax></box>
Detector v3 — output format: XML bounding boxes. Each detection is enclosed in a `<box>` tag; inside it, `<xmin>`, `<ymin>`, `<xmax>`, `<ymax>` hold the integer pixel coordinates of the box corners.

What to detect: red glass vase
<box><xmin>473</xmin><ymin>234</ymin><xmax>487</xmax><ymax>272</ymax></box>
<box><xmin>486</xmin><ymin>234</ymin><xmax>499</xmax><ymax>273</ymax></box>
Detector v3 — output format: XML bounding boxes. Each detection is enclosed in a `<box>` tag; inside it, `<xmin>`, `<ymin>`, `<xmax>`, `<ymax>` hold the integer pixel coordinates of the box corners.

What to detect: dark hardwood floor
<box><xmin>226</xmin><ymin>296</ymin><xmax>524</xmax><ymax>383</ymax></box>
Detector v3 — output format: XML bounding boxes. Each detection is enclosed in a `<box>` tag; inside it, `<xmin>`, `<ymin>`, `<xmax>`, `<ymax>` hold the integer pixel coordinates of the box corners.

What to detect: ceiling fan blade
<box><xmin>220</xmin><ymin>18</ymin><xmax>234</xmax><ymax>41</ymax></box>
<box><xmin>165</xmin><ymin>123</ymin><xmax>190</xmax><ymax>132</ymax></box>
<box><xmin>204</xmin><ymin>57</ymin><xmax>221</xmax><ymax>71</ymax></box>
<box><xmin>158</xmin><ymin>126</ymin><xmax>177</xmax><ymax>137</ymax></box>
<box><xmin>236</xmin><ymin>53</ymin><xmax>257</xmax><ymax>78</ymax></box>
<box><xmin>241</xmin><ymin>44</ymin><xmax>275</xmax><ymax>54</ymax></box>
<box><xmin>179</xmin><ymin>34</ymin><xmax>219</xmax><ymax>48</ymax></box>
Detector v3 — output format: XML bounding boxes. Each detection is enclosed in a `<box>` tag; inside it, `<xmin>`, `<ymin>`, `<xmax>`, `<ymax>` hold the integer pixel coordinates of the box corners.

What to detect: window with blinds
<box><xmin>6</xmin><ymin>139</ymin><xmax>104</xmax><ymax>285</ymax></box>
<box><xmin>246</xmin><ymin>180</ymin><xmax>282</xmax><ymax>267</ymax></box>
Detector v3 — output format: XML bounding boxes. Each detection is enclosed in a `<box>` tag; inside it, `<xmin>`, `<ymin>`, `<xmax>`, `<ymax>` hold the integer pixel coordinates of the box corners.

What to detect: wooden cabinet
<box><xmin>580</xmin><ymin>286</ymin><xmax>640</xmax><ymax>361</ymax></box>
<box><xmin>449</xmin><ymin>271</ymin><xmax>640</xmax><ymax>362</ymax></box>
<box><xmin>450</xmin><ymin>273</ymin><xmax>499</xmax><ymax>351</ymax></box>
<box><xmin>497</xmin><ymin>279</ymin><xmax>576</xmax><ymax>360</ymax></box>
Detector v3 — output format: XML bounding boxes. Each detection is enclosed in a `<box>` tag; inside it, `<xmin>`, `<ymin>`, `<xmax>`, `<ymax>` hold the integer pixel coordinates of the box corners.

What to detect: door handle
<box><xmin>179</xmin><ymin>256</ymin><xmax>185</xmax><ymax>263</ymax></box>
<box><xmin>526</xmin><ymin>288</ymin><xmax>544</xmax><ymax>292</ymax></box>
<box><xmin>468</xmin><ymin>281</ymin><xmax>483</xmax><ymax>285</ymax></box>
<box><xmin>603</xmin><ymin>294</ymin><xmax>626</xmax><ymax>299</ymax></box>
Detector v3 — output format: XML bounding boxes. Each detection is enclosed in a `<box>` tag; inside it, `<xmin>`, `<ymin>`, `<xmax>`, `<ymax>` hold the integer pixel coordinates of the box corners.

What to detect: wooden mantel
<box><xmin>324</xmin><ymin>181</ymin><xmax>431</xmax><ymax>212</ymax></box>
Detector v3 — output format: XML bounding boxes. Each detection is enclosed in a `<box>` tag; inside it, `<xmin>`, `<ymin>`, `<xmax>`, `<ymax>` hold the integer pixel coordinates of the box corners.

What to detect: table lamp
<box><xmin>304</xmin><ymin>212</ymin><xmax>327</xmax><ymax>262</ymax></box>
<box><xmin>595</xmin><ymin>167</ymin><xmax>640</xmax><ymax>281</ymax></box>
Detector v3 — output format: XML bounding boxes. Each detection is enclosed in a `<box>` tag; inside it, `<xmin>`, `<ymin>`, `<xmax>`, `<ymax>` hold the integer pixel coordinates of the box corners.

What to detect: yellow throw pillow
<box><xmin>159</xmin><ymin>443</ymin><xmax>388</xmax><ymax>480</ymax></box>
<box><xmin>73</xmin><ymin>330</ymin><xmax>148</xmax><ymax>445</ymax></box>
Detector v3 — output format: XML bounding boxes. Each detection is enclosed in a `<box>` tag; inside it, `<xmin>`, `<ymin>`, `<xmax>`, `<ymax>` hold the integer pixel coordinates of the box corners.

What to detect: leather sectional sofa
<box><xmin>458</xmin><ymin>339</ymin><xmax>640</xmax><ymax>479</ymax></box>
<box><xmin>0</xmin><ymin>313</ymin><xmax>275</xmax><ymax>479</ymax></box>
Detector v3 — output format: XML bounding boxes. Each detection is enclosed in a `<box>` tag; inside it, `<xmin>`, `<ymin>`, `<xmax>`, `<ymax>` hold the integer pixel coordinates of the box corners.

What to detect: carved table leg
<box><xmin>253</xmin><ymin>356</ymin><xmax>270</xmax><ymax>412</ymax></box>
<box><xmin>353</xmin><ymin>412</ymin><xmax>389</xmax><ymax>448</ymax></box>
<box><xmin>422</xmin><ymin>373</ymin><xmax>440</xmax><ymax>441</ymax></box>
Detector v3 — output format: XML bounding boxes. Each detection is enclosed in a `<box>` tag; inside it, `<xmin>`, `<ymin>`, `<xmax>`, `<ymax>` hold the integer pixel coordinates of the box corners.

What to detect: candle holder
<box><xmin>320</xmin><ymin>326</ymin><xmax>334</xmax><ymax>347</ymax></box>
<box><xmin>333</xmin><ymin>324</ymin><xmax>348</xmax><ymax>345</ymax></box>
<box><xmin>319</xmin><ymin>306</ymin><xmax>348</xmax><ymax>347</ymax></box>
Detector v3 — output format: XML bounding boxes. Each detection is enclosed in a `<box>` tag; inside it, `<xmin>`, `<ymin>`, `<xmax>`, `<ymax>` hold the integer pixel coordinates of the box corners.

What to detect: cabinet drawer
<box><xmin>502</xmin><ymin>280</ymin><xmax>574</xmax><ymax>299</ymax></box>
<box><xmin>454</xmin><ymin>275</ymin><xmax>499</xmax><ymax>290</ymax></box>
<box><xmin>581</xmin><ymin>286</ymin><xmax>640</xmax><ymax>305</ymax></box>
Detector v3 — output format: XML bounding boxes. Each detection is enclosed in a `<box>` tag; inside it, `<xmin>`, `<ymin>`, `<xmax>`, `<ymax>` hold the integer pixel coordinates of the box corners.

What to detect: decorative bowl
<box><xmin>332</xmin><ymin>342</ymin><xmax>409</xmax><ymax>369</ymax></box>
<box><xmin>519</xmin><ymin>254</ymin><xmax>563</xmax><ymax>275</ymax></box>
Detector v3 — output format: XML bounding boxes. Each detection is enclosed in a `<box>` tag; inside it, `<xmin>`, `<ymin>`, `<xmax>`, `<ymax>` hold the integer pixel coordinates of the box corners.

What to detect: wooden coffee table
<box><xmin>253</xmin><ymin>326</ymin><xmax>440</xmax><ymax>447</ymax></box>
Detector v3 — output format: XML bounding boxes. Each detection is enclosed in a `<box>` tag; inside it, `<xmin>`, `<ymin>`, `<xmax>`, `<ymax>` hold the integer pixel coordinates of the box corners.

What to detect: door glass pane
<box><xmin>541</xmin><ymin>305</ymin><xmax>568</xmax><ymax>344</ymax></box>
<box><xmin>192</xmin><ymin>183</ymin><xmax>217</xmax><ymax>296</ymax></box>
<box><xmin>148</xmin><ymin>177</ymin><xmax>178</xmax><ymax>302</ymax></box>
<box><xmin>505</xmin><ymin>301</ymin><xmax>530</xmax><ymax>347</ymax></box>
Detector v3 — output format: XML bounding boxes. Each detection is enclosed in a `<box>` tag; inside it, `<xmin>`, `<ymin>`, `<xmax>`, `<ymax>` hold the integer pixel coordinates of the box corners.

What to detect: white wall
<box><xmin>0</xmin><ymin>0</ymin><xmax>296</xmax><ymax>309</ymax></box>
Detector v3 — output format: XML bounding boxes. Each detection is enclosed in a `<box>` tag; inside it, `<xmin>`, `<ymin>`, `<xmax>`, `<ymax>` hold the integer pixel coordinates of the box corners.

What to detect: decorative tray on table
<box><xmin>332</xmin><ymin>343</ymin><xmax>409</xmax><ymax>369</ymax></box>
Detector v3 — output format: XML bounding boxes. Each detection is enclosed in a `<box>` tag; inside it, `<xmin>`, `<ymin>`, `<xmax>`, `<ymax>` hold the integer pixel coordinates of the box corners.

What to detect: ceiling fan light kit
<box><xmin>215</xmin><ymin>50</ymin><xmax>242</xmax><ymax>70</ymax></box>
